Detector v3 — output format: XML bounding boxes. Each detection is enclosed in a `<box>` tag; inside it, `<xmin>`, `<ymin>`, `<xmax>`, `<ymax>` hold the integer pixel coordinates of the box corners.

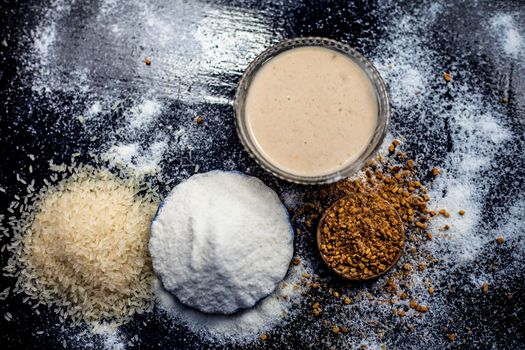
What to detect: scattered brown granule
<box><xmin>385</xmin><ymin>278</ymin><xmax>398</xmax><ymax>292</ymax></box>
<box><xmin>260</xmin><ymin>333</ymin><xmax>268</xmax><ymax>341</ymax></box>
<box><xmin>496</xmin><ymin>236</ymin><xmax>505</xmax><ymax>244</ymax></box>
<box><xmin>340</xmin><ymin>326</ymin><xmax>349</xmax><ymax>334</ymax></box>
<box><xmin>400</xmin><ymin>292</ymin><xmax>408</xmax><ymax>300</ymax></box>
<box><xmin>344</xmin><ymin>297</ymin><xmax>351</xmax><ymax>305</ymax></box>
<box><xmin>310</xmin><ymin>282</ymin><xmax>320</xmax><ymax>289</ymax></box>
<box><xmin>426</xmin><ymin>232</ymin><xmax>433</xmax><ymax>240</ymax></box>
<box><xmin>144</xmin><ymin>57</ymin><xmax>151</xmax><ymax>65</ymax></box>
<box><xmin>296</xmin><ymin>228</ymin><xmax>302</xmax><ymax>235</ymax></box>
<box><xmin>409</xmin><ymin>300</ymin><xmax>418</xmax><ymax>309</ymax></box>
<box><xmin>416</xmin><ymin>221</ymin><xmax>428</xmax><ymax>229</ymax></box>
<box><xmin>388</xmin><ymin>144</ymin><xmax>395</xmax><ymax>153</ymax></box>
<box><xmin>407</xmin><ymin>159</ymin><xmax>414</xmax><ymax>169</ymax></box>
<box><xmin>428</xmin><ymin>287</ymin><xmax>435</xmax><ymax>295</ymax></box>
<box><xmin>418</xmin><ymin>262</ymin><xmax>427</xmax><ymax>271</ymax></box>
<box><xmin>397</xmin><ymin>151</ymin><xmax>406</xmax><ymax>159</ymax></box>
<box><xmin>332</xmin><ymin>325</ymin><xmax>340</xmax><ymax>334</ymax></box>
<box><xmin>302</xmin><ymin>273</ymin><xmax>311</xmax><ymax>279</ymax></box>
<box><xmin>442</xmin><ymin>225</ymin><xmax>450</xmax><ymax>231</ymax></box>
<box><xmin>416</xmin><ymin>305</ymin><xmax>429</xmax><ymax>313</ymax></box>
<box><xmin>407</xmin><ymin>324</ymin><xmax>415</xmax><ymax>333</ymax></box>
<box><xmin>402</xmin><ymin>263</ymin><xmax>412</xmax><ymax>271</ymax></box>
<box><xmin>482</xmin><ymin>282</ymin><xmax>489</xmax><ymax>294</ymax></box>
<box><xmin>195</xmin><ymin>116</ymin><xmax>204</xmax><ymax>125</ymax></box>
<box><xmin>318</xmin><ymin>192</ymin><xmax>404</xmax><ymax>280</ymax></box>
<box><xmin>397</xmin><ymin>309</ymin><xmax>406</xmax><ymax>317</ymax></box>
<box><xmin>332</xmin><ymin>291</ymin><xmax>340</xmax><ymax>298</ymax></box>
<box><xmin>431</xmin><ymin>167</ymin><xmax>441</xmax><ymax>176</ymax></box>
<box><xmin>443</xmin><ymin>72</ymin><xmax>452</xmax><ymax>82</ymax></box>
<box><xmin>501</xmin><ymin>96</ymin><xmax>509</xmax><ymax>104</ymax></box>
<box><xmin>448</xmin><ymin>333</ymin><xmax>457</xmax><ymax>342</ymax></box>
<box><xmin>292</xmin><ymin>257</ymin><xmax>301</xmax><ymax>265</ymax></box>
<box><xmin>458</xmin><ymin>210</ymin><xmax>465</xmax><ymax>216</ymax></box>
<box><xmin>438</xmin><ymin>209</ymin><xmax>450</xmax><ymax>218</ymax></box>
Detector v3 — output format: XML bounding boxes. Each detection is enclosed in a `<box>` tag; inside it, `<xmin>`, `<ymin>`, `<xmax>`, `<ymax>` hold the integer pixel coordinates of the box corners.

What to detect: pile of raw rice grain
<box><xmin>2</xmin><ymin>164</ymin><xmax>160</xmax><ymax>325</ymax></box>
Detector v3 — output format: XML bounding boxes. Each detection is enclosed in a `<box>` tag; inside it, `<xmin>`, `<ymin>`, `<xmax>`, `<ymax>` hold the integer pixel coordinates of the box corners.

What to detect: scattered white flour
<box><xmin>427</xmin><ymin>88</ymin><xmax>510</xmax><ymax>261</ymax></box>
<box><xmin>373</xmin><ymin>3</ymin><xmax>443</xmax><ymax>108</ymax></box>
<box><xmin>127</xmin><ymin>99</ymin><xmax>162</xmax><ymax>130</ymax></box>
<box><xmin>490</xmin><ymin>13</ymin><xmax>524</xmax><ymax>58</ymax></box>
<box><xmin>150</xmin><ymin>171</ymin><xmax>293</xmax><ymax>314</ymax></box>
<box><xmin>102</xmin><ymin>139</ymin><xmax>167</xmax><ymax>175</ymax></box>
<box><xmin>88</xmin><ymin>101</ymin><xmax>102</xmax><ymax>116</ymax></box>
<box><xmin>27</xmin><ymin>0</ymin><xmax>275</xmax><ymax>104</ymax></box>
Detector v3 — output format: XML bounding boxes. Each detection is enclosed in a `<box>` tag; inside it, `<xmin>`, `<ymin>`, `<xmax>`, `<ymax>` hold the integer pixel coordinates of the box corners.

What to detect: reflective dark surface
<box><xmin>0</xmin><ymin>1</ymin><xmax>524</xmax><ymax>349</ymax></box>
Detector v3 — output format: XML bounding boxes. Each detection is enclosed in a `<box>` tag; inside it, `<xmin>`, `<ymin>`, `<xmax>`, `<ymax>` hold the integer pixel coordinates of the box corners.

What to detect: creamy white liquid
<box><xmin>245</xmin><ymin>46</ymin><xmax>378</xmax><ymax>177</ymax></box>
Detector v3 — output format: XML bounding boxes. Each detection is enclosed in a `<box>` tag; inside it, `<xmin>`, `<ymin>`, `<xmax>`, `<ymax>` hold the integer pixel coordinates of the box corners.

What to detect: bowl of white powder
<box><xmin>149</xmin><ymin>171</ymin><xmax>294</xmax><ymax>315</ymax></box>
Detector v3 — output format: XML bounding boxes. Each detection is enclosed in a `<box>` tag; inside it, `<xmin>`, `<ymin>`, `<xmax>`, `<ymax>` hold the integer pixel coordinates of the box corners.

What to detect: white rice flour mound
<box><xmin>149</xmin><ymin>171</ymin><xmax>294</xmax><ymax>314</ymax></box>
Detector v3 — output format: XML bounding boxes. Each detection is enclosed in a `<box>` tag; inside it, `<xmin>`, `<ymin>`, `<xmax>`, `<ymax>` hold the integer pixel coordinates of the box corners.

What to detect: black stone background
<box><xmin>0</xmin><ymin>0</ymin><xmax>524</xmax><ymax>349</ymax></box>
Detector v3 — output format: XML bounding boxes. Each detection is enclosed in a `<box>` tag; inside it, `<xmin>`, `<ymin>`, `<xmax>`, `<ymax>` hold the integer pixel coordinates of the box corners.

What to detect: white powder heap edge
<box><xmin>150</xmin><ymin>171</ymin><xmax>294</xmax><ymax>314</ymax></box>
<box><xmin>155</xmin><ymin>262</ymin><xmax>309</xmax><ymax>344</ymax></box>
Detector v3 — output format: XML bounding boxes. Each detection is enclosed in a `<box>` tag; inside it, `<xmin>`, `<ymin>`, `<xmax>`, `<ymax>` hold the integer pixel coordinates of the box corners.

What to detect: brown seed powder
<box><xmin>318</xmin><ymin>192</ymin><xmax>404</xmax><ymax>280</ymax></box>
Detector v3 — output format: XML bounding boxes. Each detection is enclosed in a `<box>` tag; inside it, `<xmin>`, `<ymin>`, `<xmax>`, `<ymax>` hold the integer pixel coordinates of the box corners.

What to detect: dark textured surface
<box><xmin>0</xmin><ymin>0</ymin><xmax>524</xmax><ymax>349</ymax></box>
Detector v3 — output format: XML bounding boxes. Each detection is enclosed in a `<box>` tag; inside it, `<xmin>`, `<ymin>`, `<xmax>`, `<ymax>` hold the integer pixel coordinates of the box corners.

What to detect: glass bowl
<box><xmin>234</xmin><ymin>37</ymin><xmax>390</xmax><ymax>185</ymax></box>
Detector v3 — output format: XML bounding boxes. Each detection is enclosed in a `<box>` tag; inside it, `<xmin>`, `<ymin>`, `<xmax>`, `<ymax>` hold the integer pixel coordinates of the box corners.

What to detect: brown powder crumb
<box><xmin>260</xmin><ymin>333</ymin><xmax>268</xmax><ymax>341</ymax></box>
<box><xmin>397</xmin><ymin>309</ymin><xmax>406</xmax><ymax>317</ymax></box>
<box><xmin>144</xmin><ymin>57</ymin><xmax>152</xmax><ymax>65</ymax></box>
<box><xmin>409</xmin><ymin>300</ymin><xmax>418</xmax><ymax>309</ymax></box>
<box><xmin>443</xmin><ymin>72</ymin><xmax>452</xmax><ymax>82</ymax></box>
<box><xmin>426</xmin><ymin>232</ymin><xmax>433</xmax><ymax>240</ymax></box>
<box><xmin>195</xmin><ymin>116</ymin><xmax>204</xmax><ymax>125</ymax></box>
<box><xmin>442</xmin><ymin>225</ymin><xmax>450</xmax><ymax>231</ymax></box>
<box><xmin>416</xmin><ymin>221</ymin><xmax>428</xmax><ymax>229</ymax></box>
<box><xmin>400</xmin><ymin>292</ymin><xmax>408</xmax><ymax>300</ymax></box>
<box><xmin>458</xmin><ymin>210</ymin><xmax>465</xmax><ymax>216</ymax></box>
<box><xmin>447</xmin><ymin>333</ymin><xmax>457</xmax><ymax>342</ymax></box>
<box><xmin>482</xmin><ymin>282</ymin><xmax>489</xmax><ymax>295</ymax></box>
<box><xmin>428</xmin><ymin>287</ymin><xmax>435</xmax><ymax>295</ymax></box>
<box><xmin>340</xmin><ymin>326</ymin><xmax>349</xmax><ymax>334</ymax></box>
<box><xmin>332</xmin><ymin>325</ymin><xmax>340</xmax><ymax>334</ymax></box>
<box><xmin>402</xmin><ymin>263</ymin><xmax>412</xmax><ymax>271</ymax></box>
<box><xmin>312</xmin><ymin>302</ymin><xmax>321</xmax><ymax>316</ymax></box>
<box><xmin>418</xmin><ymin>262</ymin><xmax>427</xmax><ymax>271</ymax></box>
<box><xmin>438</xmin><ymin>209</ymin><xmax>450</xmax><ymax>218</ymax></box>
<box><xmin>332</xmin><ymin>291</ymin><xmax>340</xmax><ymax>298</ymax></box>
<box><xmin>416</xmin><ymin>305</ymin><xmax>429</xmax><ymax>313</ymax></box>
<box><xmin>292</xmin><ymin>257</ymin><xmax>301</xmax><ymax>265</ymax></box>
<box><xmin>496</xmin><ymin>236</ymin><xmax>505</xmax><ymax>244</ymax></box>
<box><xmin>431</xmin><ymin>167</ymin><xmax>441</xmax><ymax>176</ymax></box>
<box><xmin>344</xmin><ymin>297</ymin><xmax>351</xmax><ymax>305</ymax></box>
